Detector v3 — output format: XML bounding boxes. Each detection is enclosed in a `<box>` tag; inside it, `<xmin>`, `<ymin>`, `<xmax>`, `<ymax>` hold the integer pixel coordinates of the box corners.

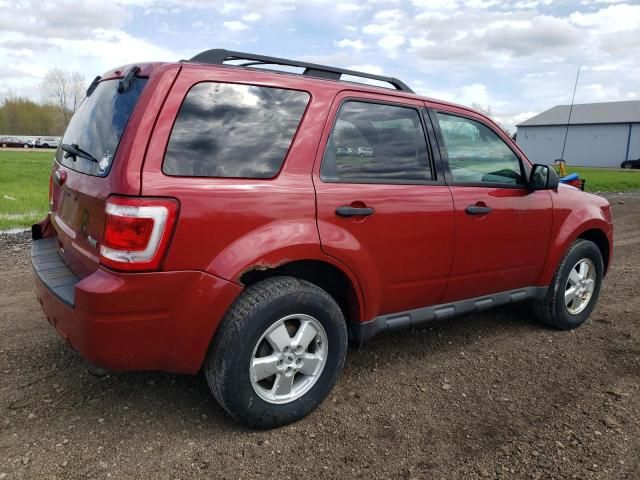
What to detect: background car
<box><xmin>357</xmin><ymin>146</ymin><xmax>373</xmax><ymax>157</ymax></box>
<box><xmin>0</xmin><ymin>137</ymin><xmax>33</xmax><ymax>148</ymax></box>
<box><xmin>621</xmin><ymin>158</ymin><xmax>640</xmax><ymax>169</ymax></box>
<box><xmin>35</xmin><ymin>137</ymin><xmax>61</xmax><ymax>149</ymax></box>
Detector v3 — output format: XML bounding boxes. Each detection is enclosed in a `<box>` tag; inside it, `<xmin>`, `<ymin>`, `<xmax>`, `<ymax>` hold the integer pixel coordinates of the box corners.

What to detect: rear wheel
<box><xmin>23</xmin><ymin>143</ymin><xmax>29</xmax><ymax>149</ymax></box>
<box><xmin>205</xmin><ymin>276</ymin><xmax>348</xmax><ymax>428</ymax></box>
<box><xmin>533</xmin><ymin>239</ymin><xmax>603</xmax><ymax>329</ymax></box>
<box><xmin>1</xmin><ymin>143</ymin><xmax>6</xmax><ymax>148</ymax></box>
<box><xmin>621</xmin><ymin>161</ymin><xmax>632</xmax><ymax>169</ymax></box>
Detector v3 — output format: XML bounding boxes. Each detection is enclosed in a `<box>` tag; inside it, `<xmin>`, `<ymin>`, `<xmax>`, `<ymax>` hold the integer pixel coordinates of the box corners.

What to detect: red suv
<box><xmin>32</xmin><ymin>49</ymin><xmax>613</xmax><ymax>428</ymax></box>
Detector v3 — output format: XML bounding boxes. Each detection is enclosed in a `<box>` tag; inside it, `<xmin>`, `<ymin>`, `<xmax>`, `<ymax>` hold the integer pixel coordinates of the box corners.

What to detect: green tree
<box><xmin>0</xmin><ymin>95</ymin><xmax>65</xmax><ymax>135</ymax></box>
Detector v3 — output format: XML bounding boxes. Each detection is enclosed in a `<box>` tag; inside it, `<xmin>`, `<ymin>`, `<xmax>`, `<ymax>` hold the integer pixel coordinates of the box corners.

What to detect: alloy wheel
<box><xmin>564</xmin><ymin>258</ymin><xmax>596</xmax><ymax>315</ymax></box>
<box><xmin>250</xmin><ymin>314</ymin><xmax>328</xmax><ymax>405</ymax></box>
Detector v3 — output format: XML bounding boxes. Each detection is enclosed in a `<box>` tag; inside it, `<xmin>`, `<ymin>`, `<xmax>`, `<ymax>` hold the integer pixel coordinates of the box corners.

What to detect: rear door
<box><xmin>429</xmin><ymin>108</ymin><xmax>552</xmax><ymax>302</ymax></box>
<box><xmin>313</xmin><ymin>92</ymin><xmax>455</xmax><ymax>320</ymax></box>
<box><xmin>49</xmin><ymin>72</ymin><xmax>151</xmax><ymax>278</ymax></box>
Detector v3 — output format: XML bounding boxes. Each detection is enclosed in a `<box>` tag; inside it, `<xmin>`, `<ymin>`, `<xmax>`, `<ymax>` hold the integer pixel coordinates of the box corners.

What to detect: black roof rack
<box><xmin>187</xmin><ymin>49</ymin><xmax>414</xmax><ymax>93</ymax></box>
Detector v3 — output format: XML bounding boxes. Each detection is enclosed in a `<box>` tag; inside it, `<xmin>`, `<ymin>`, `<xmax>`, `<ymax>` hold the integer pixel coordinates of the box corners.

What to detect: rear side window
<box><xmin>163</xmin><ymin>83</ymin><xmax>309</xmax><ymax>178</ymax></box>
<box><xmin>57</xmin><ymin>78</ymin><xmax>147</xmax><ymax>177</ymax></box>
<box><xmin>321</xmin><ymin>101</ymin><xmax>432</xmax><ymax>183</ymax></box>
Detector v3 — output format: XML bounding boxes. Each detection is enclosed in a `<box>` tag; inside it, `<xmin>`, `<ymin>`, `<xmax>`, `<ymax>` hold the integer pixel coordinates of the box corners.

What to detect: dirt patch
<box><xmin>1</xmin><ymin>196</ymin><xmax>639</xmax><ymax>479</ymax></box>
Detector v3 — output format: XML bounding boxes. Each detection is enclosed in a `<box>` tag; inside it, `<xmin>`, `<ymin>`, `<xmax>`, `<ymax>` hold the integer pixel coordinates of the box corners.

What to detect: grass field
<box><xmin>0</xmin><ymin>150</ymin><xmax>51</xmax><ymax>231</ymax></box>
<box><xmin>1</xmin><ymin>149</ymin><xmax>640</xmax><ymax>231</ymax></box>
<box><xmin>565</xmin><ymin>166</ymin><xmax>640</xmax><ymax>193</ymax></box>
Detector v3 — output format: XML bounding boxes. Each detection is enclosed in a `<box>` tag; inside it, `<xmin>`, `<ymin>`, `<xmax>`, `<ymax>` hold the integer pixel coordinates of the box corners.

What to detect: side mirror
<box><xmin>529</xmin><ymin>164</ymin><xmax>559</xmax><ymax>190</ymax></box>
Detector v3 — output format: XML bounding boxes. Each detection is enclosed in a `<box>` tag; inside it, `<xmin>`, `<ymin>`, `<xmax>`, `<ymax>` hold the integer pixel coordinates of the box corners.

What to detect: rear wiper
<box><xmin>61</xmin><ymin>143</ymin><xmax>98</xmax><ymax>163</ymax></box>
<box><xmin>118</xmin><ymin>66</ymin><xmax>141</xmax><ymax>93</ymax></box>
<box><xmin>86</xmin><ymin>75</ymin><xmax>101</xmax><ymax>97</ymax></box>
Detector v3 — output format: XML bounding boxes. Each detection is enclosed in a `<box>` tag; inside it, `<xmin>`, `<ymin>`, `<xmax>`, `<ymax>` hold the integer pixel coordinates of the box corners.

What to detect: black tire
<box><xmin>42</xmin><ymin>143</ymin><xmax>49</xmax><ymax>148</ymax></box>
<box><xmin>621</xmin><ymin>162</ymin><xmax>632</xmax><ymax>169</ymax></box>
<box><xmin>1</xmin><ymin>143</ymin><xmax>6</xmax><ymax>148</ymax></box>
<box><xmin>205</xmin><ymin>276</ymin><xmax>348</xmax><ymax>428</ymax></box>
<box><xmin>23</xmin><ymin>143</ymin><xmax>29</xmax><ymax>149</ymax></box>
<box><xmin>533</xmin><ymin>239</ymin><xmax>604</xmax><ymax>330</ymax></box>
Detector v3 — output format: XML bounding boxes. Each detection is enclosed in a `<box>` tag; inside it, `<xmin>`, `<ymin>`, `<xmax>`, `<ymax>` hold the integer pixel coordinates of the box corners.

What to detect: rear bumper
<box><xmin>32</xmin><ymin>238</ymin><xmax>242</xmax><ymax>374</ymax></box>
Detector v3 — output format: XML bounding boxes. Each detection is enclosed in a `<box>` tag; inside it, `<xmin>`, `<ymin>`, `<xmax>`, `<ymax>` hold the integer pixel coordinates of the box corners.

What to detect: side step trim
<box><xmin>350</xmin><ymin>286</ymin><xmax>548</xmax><ymax>342</ymax></box>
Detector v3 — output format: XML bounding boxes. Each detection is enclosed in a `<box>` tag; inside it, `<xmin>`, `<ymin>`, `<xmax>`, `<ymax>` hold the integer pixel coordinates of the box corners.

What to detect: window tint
<box><xmin>163</xmin><ymin>83</ymin><xmax>309</xmax><ymax>178</ymax></box>
<box><xmin>57</xmin><ymin>78</ymin><xmax>147</xmax><ymax>177</ymax></box>
<box><xmin>321</xmin><ymin>101</ymin><xmax>431</xmax><ymax>183</ymax></box>
<box><xmin>436</xmin><ymin>113</ymin><xmax>523</xmax><ymax>185</ymax></box>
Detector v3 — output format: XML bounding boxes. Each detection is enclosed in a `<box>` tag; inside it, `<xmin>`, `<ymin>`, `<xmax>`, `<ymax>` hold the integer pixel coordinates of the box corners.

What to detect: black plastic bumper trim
<box><xmin>31</xmin><ymin>238</ymin><xmax>79</xmax><ymax>308</ymax></box>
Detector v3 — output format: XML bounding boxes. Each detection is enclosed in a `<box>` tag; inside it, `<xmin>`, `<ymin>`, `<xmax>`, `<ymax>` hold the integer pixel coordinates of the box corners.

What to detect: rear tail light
<box><xmin>99</xmin><ymin>196</ymin><xmax>179</xmax><ymax>272</ymax></box>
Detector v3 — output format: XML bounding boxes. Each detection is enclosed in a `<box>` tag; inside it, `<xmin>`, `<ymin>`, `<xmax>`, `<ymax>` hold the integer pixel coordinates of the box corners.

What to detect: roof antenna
<box><xmin>560</xmin><ymin>65</ymin><xmax>581</xmax><ymax>161</ymax></box>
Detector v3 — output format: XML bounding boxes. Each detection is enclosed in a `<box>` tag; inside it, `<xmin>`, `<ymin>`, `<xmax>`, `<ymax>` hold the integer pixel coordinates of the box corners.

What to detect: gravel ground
<box><xmin>0</xmin><ymin>194</ymin><xmax>638</xmax><ymax>480</ymax></box>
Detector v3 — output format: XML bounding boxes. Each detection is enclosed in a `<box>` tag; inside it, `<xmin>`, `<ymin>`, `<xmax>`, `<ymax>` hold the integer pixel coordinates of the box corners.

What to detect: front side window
<box><xmin>321</xmin><ymin>101</ymin><xmax>432</xmax><ymax>183</ymax></box>
<box><xmin>163</xmin><ymin>83</ymin><xmax>309</xmax><ymax>178</ymax></box>
<box><xmin>436</xmin><ymin>113</ymin><xmax>523</xmax><ymax>185</ymax></box>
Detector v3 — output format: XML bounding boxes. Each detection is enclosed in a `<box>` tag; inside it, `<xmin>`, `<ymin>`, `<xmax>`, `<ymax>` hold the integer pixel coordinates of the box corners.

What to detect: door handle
<box><xmin>465</xmin><ymin>205</ymin><xmax>492</xmax><ymax>215</ymax></box>
<box><xmin>336</xmin><ymin>206</ymin><xmax>374</xmax><ymax>217</ymax></box>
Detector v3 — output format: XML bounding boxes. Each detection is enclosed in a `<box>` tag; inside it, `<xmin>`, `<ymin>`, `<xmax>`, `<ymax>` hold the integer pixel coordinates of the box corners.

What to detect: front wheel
<box><xmin>205</xmin><ymin>276</ymin><xmax>348</xmax><ymax>428</ymax></box>
<box><xmin>621</xmin><ymin>161</ymin><xmax>632</xmax><ymax>169</ymax></box>
<box><xmin>533</xmin><ymin>239</ymin><xmax>604</xmax><ymax>329</ymax></box>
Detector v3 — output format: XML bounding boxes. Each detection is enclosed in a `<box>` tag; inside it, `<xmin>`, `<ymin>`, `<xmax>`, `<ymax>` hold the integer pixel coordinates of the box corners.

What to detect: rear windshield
<box><xmin>56</xmin><ymin>78</ymin><xmax>147</xmax><ymax>177</ymax></box>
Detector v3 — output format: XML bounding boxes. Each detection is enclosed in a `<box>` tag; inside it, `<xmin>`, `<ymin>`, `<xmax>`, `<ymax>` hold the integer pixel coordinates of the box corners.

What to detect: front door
<box><xmin>430</xmin><ymin>109</ymin><xmax>552</xmax><ymax>302</ymax></box>
<box><xmin>313</xmin><ymin>93</ymin><xmax>455</xmax><ymax>320</ymax></box>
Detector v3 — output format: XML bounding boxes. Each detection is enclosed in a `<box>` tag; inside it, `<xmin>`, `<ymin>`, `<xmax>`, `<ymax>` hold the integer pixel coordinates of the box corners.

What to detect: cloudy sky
<box><xmin>0</xmin><ymin>0</ymin><xmax>639</xmax><ymax>131</ymax></box>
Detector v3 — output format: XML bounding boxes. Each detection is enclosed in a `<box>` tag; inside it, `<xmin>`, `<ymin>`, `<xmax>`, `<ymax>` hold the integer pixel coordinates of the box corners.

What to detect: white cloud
<box><xmin>242</xmin><ymin>12</ymin><xmax>262</xmax><ymax>22</ymax></box>
<box><xmin>220</xmin><ymin>2</ymin><xmax>244</xmax><ymax>13</ymax></box>
<box><xmin>223</xmin><ymin>20</ymin><xmax>249</xmax><ymax>31</ymax></box>
<box><xmin>586</xmin><ymin>63</ymin><xmax>621</xmax><ymax>72</ymax></box>
<box><xmin>412</xmin><ymin>0</ymin><xmax>458</xmax><ymax>10</ymax></box>
<box><xmin>0</xmin><ymin>1</ymin><xmax>128</xmax><ymax>39</ymax></box>
<box><xmin>378</xmin><ymin>34</ymin><xmax>405</xmax><ymax>50</ymax></box>
<box><xmin>347</xmin><ymin>64</ymin><xmax>384</xmax><ymax>75</ymax></box>
<box><xmin>336</xmin><ymin>39</ymin><xmax>367</xmax><ymax>50</ymax></box>
<box><xmin>409</xmin><ymin>37</ymin><xmax>434</xmax><ymax>48</ymax></box>
<box><xmin>569</xmin><ymin>4</ymin><xmax>640</xmax><ymax>32</ymax></box>
<box><xmin>418</xmin><ymin>83</ymin><xmax>491</xmax><ymax>109</ymax></box>
<box><xmin>460</xmin><ymin>83</ymin><xmax>491</xmax><ymax>106</ymax></box>
<box><xmin>496</xmin><ymin>111</ymin><xmax>539</xmax><ymax>130</ymax></box>
<box><xmin>373</xmin><ymin>9</ymin><xmax>403</xmax><ymax>20</ymax></box>
<box><xmin>579</xmin><ymin>0</ymin><xmax>624</xmax><ymax>4</ymax></box>
<box><xmin>464</xmin><ymin>0</ymin><xmax>502</xmax><ymax>8</ymax></box>
<box><xmin>336</xmin><ymin>3</ymin><xmax>365</xmax><ymax>12</ymax></box>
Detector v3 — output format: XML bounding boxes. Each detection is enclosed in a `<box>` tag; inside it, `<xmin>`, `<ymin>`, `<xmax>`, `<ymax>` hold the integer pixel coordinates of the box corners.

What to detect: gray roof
<box><xmin>517</xmin><ymin>100</ymin><xmax>640</xmax><ymax>127</ymax></box>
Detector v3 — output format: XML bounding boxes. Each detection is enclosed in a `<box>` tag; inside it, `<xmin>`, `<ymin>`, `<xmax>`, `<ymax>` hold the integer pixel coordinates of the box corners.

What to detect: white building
<box><xmin>516</xmin><ymin>100</ymin><xmax>640</xmax><ymax>168</ymax></box>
